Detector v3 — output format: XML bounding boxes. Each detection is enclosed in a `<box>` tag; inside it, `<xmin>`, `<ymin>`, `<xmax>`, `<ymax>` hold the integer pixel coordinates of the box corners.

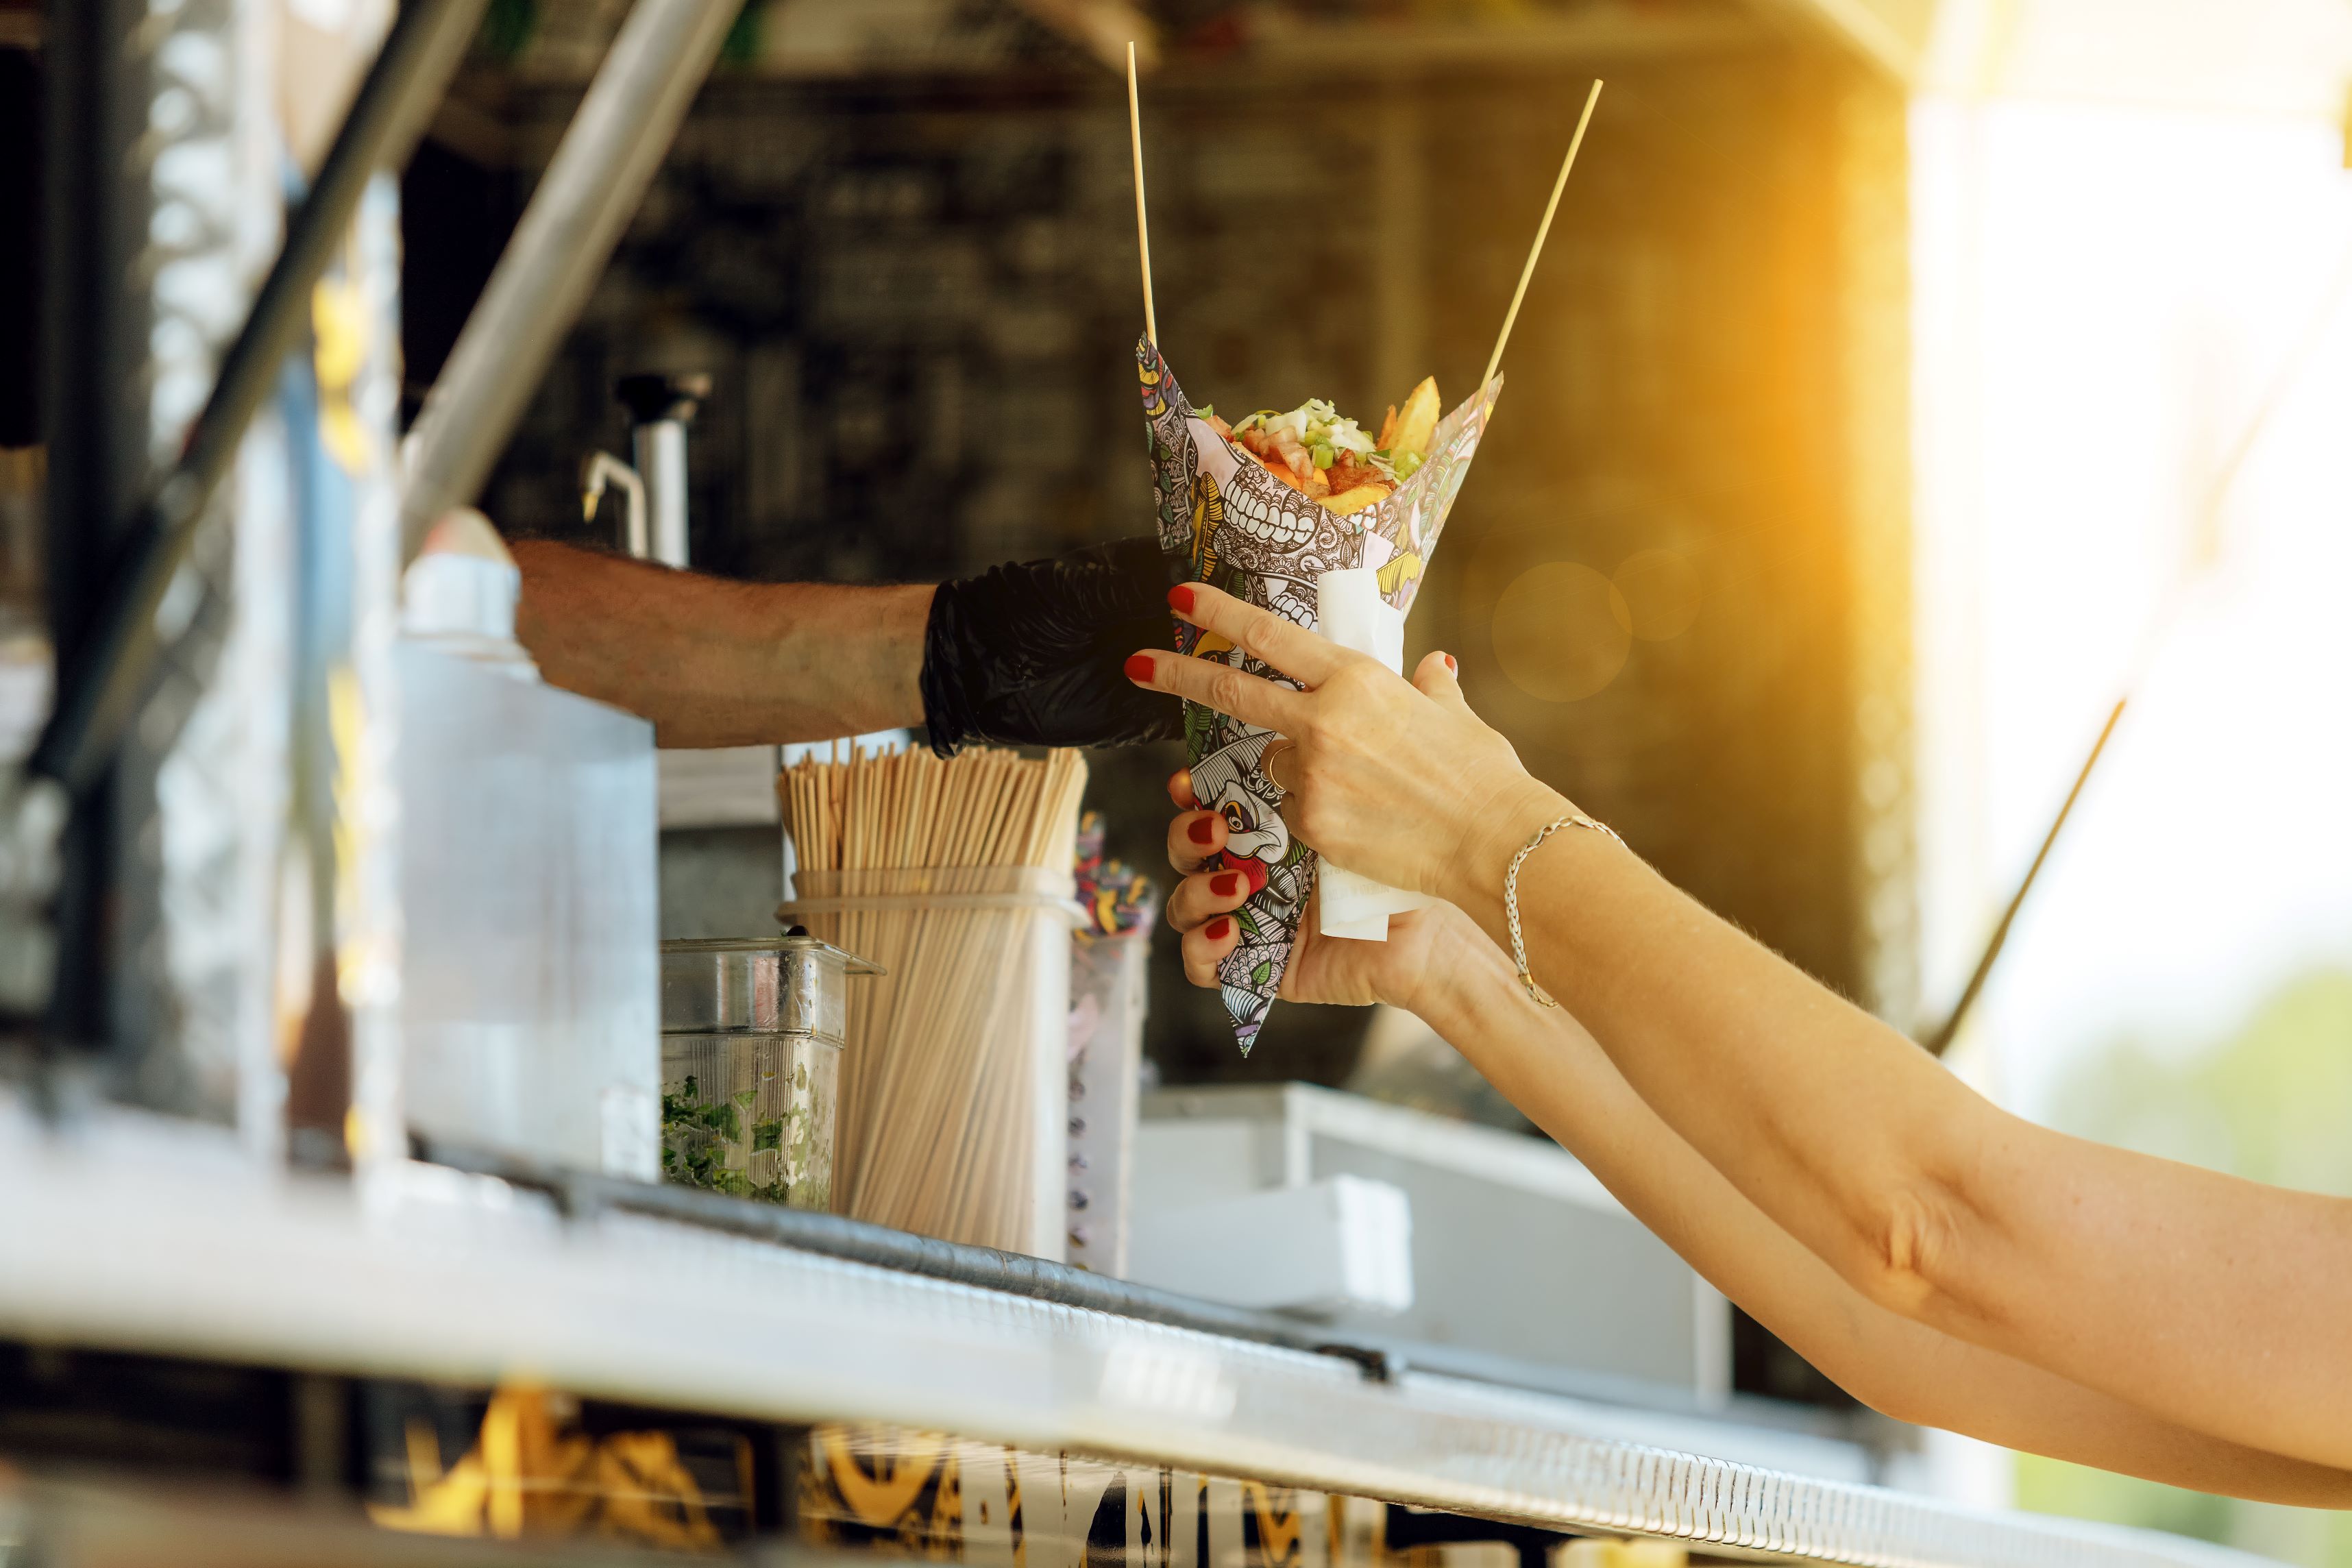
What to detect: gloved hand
<box><xmin>921</xmin><ymin>537</ymin><xmax>1183</xmax><ymax>755</ymax></box>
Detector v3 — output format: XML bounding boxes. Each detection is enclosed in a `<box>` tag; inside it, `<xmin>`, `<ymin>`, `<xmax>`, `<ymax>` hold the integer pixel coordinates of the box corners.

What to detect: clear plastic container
<box><xmin>779</xmin><ymin>866</ymin><xmax>1079</xmax><ymax>1258</ymax></box>
<box><xmin>1066</xmin><ymin>927</ymin><xmax>1149</xmax><ymax>1273</ymax></box>
<box><xmin>659</xmin><ymin>935</ymin><xmax>879</xmax><ymax>1210</ymax></box>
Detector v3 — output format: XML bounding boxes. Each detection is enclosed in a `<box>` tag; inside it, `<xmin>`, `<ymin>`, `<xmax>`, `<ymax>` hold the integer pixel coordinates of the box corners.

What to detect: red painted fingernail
<box><xmin>1204</xmin><ymin>916</ymin><xmax>1233</xmax><ymax>940</ymax></box>
<box><xmin>1187</xmin><ymin>816</ymin><xmax>1216</xmax><ymax>846</ymax></box>
<box><xmin>1211</xmin><ymin>872</ymin><xmax>1241</xmax><ymax>897</ymax></box>
<box><xmin>1124</xmin><ymin>652</ymin><xmax>1155</xmax><ymax>683</ymax></box>
<box><xmin>1239</xmin><ymin>857</ymin><xmax>1269</xmax><ymax>894</ymax></box>
<box><xmin>1443</xmin><ymin>652</ymin><xmax>1458</xmax><ymax>674</ymax></box>
<box><xmin>1168</xmin><ymin>584</ymin><xmax>1197</xmax><ymax>615</ymax></box>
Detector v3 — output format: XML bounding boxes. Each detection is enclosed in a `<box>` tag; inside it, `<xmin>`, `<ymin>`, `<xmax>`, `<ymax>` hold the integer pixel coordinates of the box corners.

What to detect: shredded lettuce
<box><xmin>1234</xmin><ymin>397</ymin><xmax>1375</xmax><ymax>459</ymax></box>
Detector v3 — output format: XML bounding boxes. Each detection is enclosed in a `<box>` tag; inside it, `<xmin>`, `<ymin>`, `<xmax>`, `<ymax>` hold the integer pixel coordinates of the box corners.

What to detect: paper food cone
<box><xmin>1136</xmin><ymin>337</ymin><xmax>1498</xmax><ymax>1054</ymax></box>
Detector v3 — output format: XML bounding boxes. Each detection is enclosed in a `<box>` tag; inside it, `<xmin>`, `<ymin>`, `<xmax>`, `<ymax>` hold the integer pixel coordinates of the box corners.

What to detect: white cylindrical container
<box><xmin>633</xmin><ymin>419</ymin><xmax>691</xmax><ymax>569</ymax></box>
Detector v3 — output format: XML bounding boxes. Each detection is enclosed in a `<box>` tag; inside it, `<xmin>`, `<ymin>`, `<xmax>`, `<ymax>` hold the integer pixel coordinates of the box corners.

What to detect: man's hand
<box><xmin>921</xmin><ymin>537</ymin><xmax>1181</xmax><ymax>755</ymax></box>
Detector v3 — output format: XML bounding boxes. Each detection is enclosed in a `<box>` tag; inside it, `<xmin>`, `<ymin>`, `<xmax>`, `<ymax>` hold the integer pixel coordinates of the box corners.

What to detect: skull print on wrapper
<box><xmin>1138</xmin><ymin>338</ymin><xmax>1498</xmax><ymax>1053</ymax></box>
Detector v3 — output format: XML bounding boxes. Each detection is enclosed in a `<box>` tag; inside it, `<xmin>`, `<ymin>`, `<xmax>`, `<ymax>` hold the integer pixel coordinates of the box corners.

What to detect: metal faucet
<box><xmin>580</xmin><ymin>452</ymin><xmax>648</xmax><ymax>559</ymax></box>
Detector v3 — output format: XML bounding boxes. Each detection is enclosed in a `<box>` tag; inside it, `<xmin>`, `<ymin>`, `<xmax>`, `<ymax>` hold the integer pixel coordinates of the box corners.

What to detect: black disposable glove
<box><xmin>921</xmin><ymin>537</ymin><xmax>1184</xmax><ymax>755</ymax></box>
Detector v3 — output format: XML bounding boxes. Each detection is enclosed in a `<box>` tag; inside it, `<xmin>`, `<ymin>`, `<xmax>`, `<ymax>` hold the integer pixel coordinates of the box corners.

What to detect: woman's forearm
<box><xmin>1438</xmin><ymin>807</ymin><xmax>2352</xmax><ymax>1469</ymax></box>
<box><xmin>511</xmin><ymin>541</ymin><xmax>929</xmax><ymax>747</ymax></box>
<box><xmin>1441</xmin><ymin>808</ymin><xmax>1972</xmax><ymax>1303</ymax></box>
<box><xmin>1399</xmin><ymin>917</ymin><xmax>2352</xmax><ymax>1507</ymax></box>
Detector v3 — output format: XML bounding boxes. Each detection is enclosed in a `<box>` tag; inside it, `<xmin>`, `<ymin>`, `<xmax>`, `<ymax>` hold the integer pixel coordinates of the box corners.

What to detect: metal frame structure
<box><xmin>30</xmin><ymin>0</ymin><xmax>484</xmax><ymax>803</ymax></box>
<box><xmin>8</xmin><ymin>0</ymin><xmax>737</xmax><ymax>1026</ymax></box>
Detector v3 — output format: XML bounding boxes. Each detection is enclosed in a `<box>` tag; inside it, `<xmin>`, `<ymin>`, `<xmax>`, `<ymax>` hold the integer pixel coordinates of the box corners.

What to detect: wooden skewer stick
<box><xmin>1480</xmin><ymin>79</ymin><xmax>1604</xmax><ymax>400</ymax></box>
<box><xmin>1127</xmin><ymin>40</ymin><xmax>1157</xmax><ymax>346</ymax></box>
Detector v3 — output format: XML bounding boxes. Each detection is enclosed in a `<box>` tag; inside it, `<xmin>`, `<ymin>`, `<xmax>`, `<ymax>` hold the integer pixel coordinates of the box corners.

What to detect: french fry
<box><xmin>1375</xmin><ymin>404</ymin><xmax>1397</xmax><ymax>451</ymax></box>
<box><xmin>1323</xmin><ymin>484</ymin><xmax>1391</xmax><ymax>516</ymax></box>
<box><xmin>1390</xmin><ymin>377</ymin><xmax>1441</xmax><ymax>463</ymax></box>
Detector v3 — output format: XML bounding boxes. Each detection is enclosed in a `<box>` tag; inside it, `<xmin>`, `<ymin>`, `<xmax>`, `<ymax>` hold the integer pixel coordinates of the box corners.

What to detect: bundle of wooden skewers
<box><xmin>779</xmin><ymin>744</ymin><xmax>1088</xmax><ymax>1255</ymax></box>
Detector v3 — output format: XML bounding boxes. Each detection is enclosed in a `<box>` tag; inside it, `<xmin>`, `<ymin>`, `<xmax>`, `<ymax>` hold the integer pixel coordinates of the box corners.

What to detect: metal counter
<box><xmin>0</xmin><ymin>1094</ymin><xmax>2264</xmax><ymax>1568</ymax></box>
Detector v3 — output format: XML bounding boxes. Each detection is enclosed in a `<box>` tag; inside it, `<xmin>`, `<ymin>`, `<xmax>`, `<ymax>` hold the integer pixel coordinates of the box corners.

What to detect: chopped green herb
<box><xmin>661</xmin><ymin>1059</ymin><xmax>835</xmax><ymax>1214</ymax></box>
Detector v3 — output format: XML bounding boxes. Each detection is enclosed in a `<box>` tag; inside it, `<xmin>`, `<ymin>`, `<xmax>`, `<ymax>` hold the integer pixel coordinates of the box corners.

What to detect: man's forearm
<box><xmin>511</xmin><ymin>540</ymin><xmax>931</xmax><ymax>747</ymax></box>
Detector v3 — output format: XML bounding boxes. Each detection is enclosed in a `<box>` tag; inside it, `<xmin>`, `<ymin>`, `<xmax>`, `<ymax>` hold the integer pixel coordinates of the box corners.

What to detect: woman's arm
<box><xmin>1453</xmin><ymin>818</ymin><xmax>2352</xmax><ymax>1471</ymax></box>
<box><xmin>512</xmin><ymin>541</ymin><xmax>929</xmax><ymax>747</ymax></box>
<box><xmin>1127</xmin><ymin>582</ymin><xmax>2352</xmax><ymax>1471</ymax></box>
<box><xmin>1160</xmin><ymin>779</ymin><xmax>2352</xmax><ymax>1503</ymax></box>
<box><xmin>1399</xmin><ymin>909</ymin><xmax>2352</xmax><ymax>1506</ymax></box>
<box><xmin>1160</xmin><ymin>781</ymin><xmax>2352</xmax><ymax>1503</ymax></box>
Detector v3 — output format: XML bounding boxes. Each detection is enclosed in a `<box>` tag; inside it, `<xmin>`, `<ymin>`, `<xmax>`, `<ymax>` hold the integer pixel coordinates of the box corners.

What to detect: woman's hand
<box><xmin>1160</xmin><ymin>769</ymin><xmax>1471</xmax><ymax>1013</ymax></box>
<box><xmin>1125</xmin><ymin>583</ymin><xmax>1567</xmax><ymax>903</ymax></box>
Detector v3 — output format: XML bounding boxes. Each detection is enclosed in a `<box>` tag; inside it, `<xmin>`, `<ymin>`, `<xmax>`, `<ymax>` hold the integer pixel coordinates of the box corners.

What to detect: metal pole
<box><xmin>399</xmin><ymin>0</ymin><xmax>741</xmax><ymax>562</ymax></box>
<box><xmin>616</xmin><ymin>371</ymin><xmax>707</xmax><ymax>569</ymax></box>
<box><xmin>635</xmin><ymin>419</ymin><xmax>691</xmax><ymax>567</ymax></box>
<box><xmin>1920</xmin><ymin>698</ymin><xmax>2127</xmax><ymax>1057</ymax></box>
<box><xmin>25</xmin><ymin>0</ymin><xmax>485</xmax><ymax>798</ymax></box>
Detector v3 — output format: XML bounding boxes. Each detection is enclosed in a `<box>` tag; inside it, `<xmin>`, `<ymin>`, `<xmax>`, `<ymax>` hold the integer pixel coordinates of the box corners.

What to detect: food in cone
<box><xmin>1137</xmin><ymin>336</ymin><xmax>1497</xmax><ymax>1054</ymax></box>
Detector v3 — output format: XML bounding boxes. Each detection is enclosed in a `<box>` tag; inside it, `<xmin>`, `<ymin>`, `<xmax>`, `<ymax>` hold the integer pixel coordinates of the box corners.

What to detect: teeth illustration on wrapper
<box><xmin>1136</xmin><ymin>338</ymin><xmax>1497</xmax><ymax>1054</ymax></box>
<box><xmin>1219</xmin><ymin>473</ymin><xmax>1320</xmax><ymax>550</ymax></box>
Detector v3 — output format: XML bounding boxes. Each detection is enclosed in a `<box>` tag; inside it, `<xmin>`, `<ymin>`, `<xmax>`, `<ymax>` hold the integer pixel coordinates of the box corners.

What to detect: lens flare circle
<box><xmin>1492</xmin><ymin>562</ymin><xmax>1630</xmax><ymax>702</ymax></box>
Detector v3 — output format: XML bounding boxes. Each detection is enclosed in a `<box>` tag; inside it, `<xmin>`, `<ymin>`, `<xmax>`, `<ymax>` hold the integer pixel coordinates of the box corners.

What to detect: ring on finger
<box><xmin>1266</xmin><ymin>739</ymin><xmax>1298</xmax><ymax>795</ymax></box>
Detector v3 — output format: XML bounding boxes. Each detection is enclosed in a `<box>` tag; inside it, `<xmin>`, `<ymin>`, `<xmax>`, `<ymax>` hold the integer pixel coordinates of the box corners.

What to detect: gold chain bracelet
<box><xmin>1505</xmin><ymin>813</ymin><xmax>1623</xmax><ymax>1007</ymax></box>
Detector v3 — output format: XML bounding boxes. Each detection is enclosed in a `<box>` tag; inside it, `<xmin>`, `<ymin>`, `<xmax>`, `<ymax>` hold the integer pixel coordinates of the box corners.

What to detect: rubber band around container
<box><xmin>779</xmin><ymin>864</ymin><xmax>1086</xmax><ymax>928</ymax></box>
<box><xmin>780</xmin><ymin>891</ymin><xmax>1087</xmax><ymax>923</ymax></box>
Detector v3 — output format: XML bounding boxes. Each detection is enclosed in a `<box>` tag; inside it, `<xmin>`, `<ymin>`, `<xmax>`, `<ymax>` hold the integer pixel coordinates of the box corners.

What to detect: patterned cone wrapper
<box><xmin>1136</xmin><ymin>337</ymin><xmax>1499</xmax><ymax>1055</ymax></box>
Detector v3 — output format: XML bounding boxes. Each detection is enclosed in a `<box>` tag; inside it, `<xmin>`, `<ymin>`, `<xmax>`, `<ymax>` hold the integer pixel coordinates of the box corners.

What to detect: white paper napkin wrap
<box><xmin>1314</xmin><ymin>568</ymin><xmax>1434</xmax><ymax>942</ymax></box>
